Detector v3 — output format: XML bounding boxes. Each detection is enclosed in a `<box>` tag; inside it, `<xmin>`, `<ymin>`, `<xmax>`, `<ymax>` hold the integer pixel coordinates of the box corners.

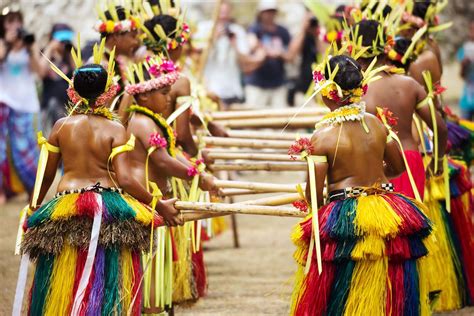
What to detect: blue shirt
<box><xmin>245</xmin><ymin>23</ymin><xmax>291</xmax><ymax>89</ymax></box>
<box><xmin>457</xmin><ymin>42</ymin><xmax>474</xmax><ymax>110</ymax></box>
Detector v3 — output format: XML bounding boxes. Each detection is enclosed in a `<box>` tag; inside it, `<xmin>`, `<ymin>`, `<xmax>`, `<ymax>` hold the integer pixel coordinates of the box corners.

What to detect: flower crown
<box><xmin>94</xmin><ymin>1</ymin><xmax>140</xmax><ymax>34</ymax></box>
<box><xmin>399</xmin><ymin>0</ymin><xmax>452</xmax><ymax>35</ymax></box>
<box><xmin>125</xmin><ymin>56</ymin><xmax>180</xmax><ymax>95</ymax></box>
<box><xmin>311</xmin><ymin>43</ymin><xmax>385</xmax><ymax>105</ymax></box>
<box><xmin>45</xmin><ymin>36</ymin><xmax>119</xmax><ymax>109</ymax></box>
<box><xmin>136</xmin><ymin>0</ymin><xmax>190</xmax><ymax>55</ymax></box>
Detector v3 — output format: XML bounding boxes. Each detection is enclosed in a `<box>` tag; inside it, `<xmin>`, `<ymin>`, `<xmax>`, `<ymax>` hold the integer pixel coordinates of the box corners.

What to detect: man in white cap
<box><xmin>245</xmin><ymin>0</ymin><xmax>291</xmax><ymax>108</ymax></box>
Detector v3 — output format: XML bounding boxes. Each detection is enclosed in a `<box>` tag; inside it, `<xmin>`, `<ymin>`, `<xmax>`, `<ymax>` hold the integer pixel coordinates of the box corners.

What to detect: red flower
<box><xmin>434</xmin><ymin>83</ymin><xmax>446</xmax><ymax>96</ymax></box>
<box><xmin>362</xmin><ymin>84</ymin><xmax>368</xmax><ymax>95</ymax></box>
<box><xmin>292</xmin><ymin>200</ymin><xmax>308</xmax><ymax>212</ymax></box>
<box><xmin>376</xmin><ymin>107</ymin><xmax>398</xmax><ymax>127</ymax></box>
<box><xmin>99</xmin><ymin>23</ymin><xmax>106</xmax><ymax>33</ymax></box>
<box><xmin>288</xmin><ymin>137</ymin><xmax>314</xmax><ymax>160</ymax></box>
<box><xmin>187</xmin><ymin>166</ymin><xmax>199</xmax><ymax>177</ymax></box>
<box><xmin>113</xmin><ymin>24</ymin><xmax>122</xmax><ymax>32</ymax></box>
<box><xmin>329</xmin><ymin>90</ymin><xmax>341</xmax><ymax>102</ymax></box>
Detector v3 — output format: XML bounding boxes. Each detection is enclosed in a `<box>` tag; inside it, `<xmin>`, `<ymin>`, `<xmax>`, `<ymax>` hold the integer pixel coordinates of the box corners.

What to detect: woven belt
<box><xmin>54</xmin><ymin>182</ymin><xmax>123</xmax><ymax>198</ymax></box>
<box><xmin>328</xmin><ymin>183</ymin><xmax>394</xmax><ymax>202</ymax></box>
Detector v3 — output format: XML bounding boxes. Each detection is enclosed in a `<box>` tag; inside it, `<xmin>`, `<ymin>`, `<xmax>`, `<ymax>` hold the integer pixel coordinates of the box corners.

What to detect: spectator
<box><xmin>194</xmin><ymin>1</ymin><xmax>265</xmax><ymax>107</ymax></box>
<box><xmin>245</xmin><ymin>0</ymin><xmax>291</xmax><ymax>108</ymax></box>
<box><xmin>457</xmin><ymin>21</ymin><xmax>474</xmax><ymax>120</ymax></box>
<box><xmin>39</xmin><ymin>23</ymin><xmax>75</xmax><ymax>132</ymax></box>
<box><xmin>289</xmin><ymin>13</ymin><xmax>321</xmax><ymax>106</ymax></box>
<box><xmin>0</xmin><ymin>6</ymin><xmax>41</xmax><ymax>203</ymax></box>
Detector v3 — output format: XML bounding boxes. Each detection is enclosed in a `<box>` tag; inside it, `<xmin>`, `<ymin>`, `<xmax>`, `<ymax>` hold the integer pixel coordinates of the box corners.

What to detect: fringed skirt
<box><xmin>290</xmin><ymin>187</ymin><xmax>433</xmax><ymax>316</ymax></box>
<box><xmin>21</xmin><ymin>185</ymin><xmax>160</xmax><ymax>316</ymax></box>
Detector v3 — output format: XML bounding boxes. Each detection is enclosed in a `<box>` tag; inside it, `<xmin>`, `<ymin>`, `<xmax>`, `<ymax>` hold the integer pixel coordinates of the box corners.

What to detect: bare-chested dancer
<box><xmin>290</xmin><ymin>54</ymin><xmax>433</xmax><ymax>316</ymax></box>
<box><xmin>353</xmin><ymin>19</ymin><xmax>447</xmax><ymax>199</ymax></box>
<box><xmin>17</xmin><ymin>59</ymin><xmax>182</xmax><ymax>315</ymax></box>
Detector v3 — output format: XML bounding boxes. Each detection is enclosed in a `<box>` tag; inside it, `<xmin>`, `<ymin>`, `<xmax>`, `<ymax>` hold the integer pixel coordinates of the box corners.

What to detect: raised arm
<box><xmin>305</xmin><ymin>133</ymin><xmax>328</xmax><ymax>207</ymax></box>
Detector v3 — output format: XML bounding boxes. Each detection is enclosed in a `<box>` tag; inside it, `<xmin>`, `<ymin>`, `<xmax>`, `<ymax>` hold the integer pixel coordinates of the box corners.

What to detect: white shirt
<box><xmin>0</xmin><ymin>48</ymin><xmax>40</xmax><ymax>113</ymax></box>
<box><xmin>194</xmin><ymin>21</ymin><xmax>250</xmax><ymax>100</ymax></box>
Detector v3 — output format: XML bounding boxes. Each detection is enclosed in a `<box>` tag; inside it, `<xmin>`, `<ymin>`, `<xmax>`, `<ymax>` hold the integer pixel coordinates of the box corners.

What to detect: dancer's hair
<box><xmin>144</xmin><ymin>14</ymin><xmax>178</xmax><ymax>41</ymax></box>
<box><xmin>390</xmin><ymin>36</ymin><xmax>414</xmax><ymax>69</ymax></box>
<box><xmin>73</xmin><ymin>64</ymin><xmax>108</xmax><ymax>102</ymax></box>
<box><xmin>326</xmin><ymin>55</ymin><xmax>363</xmax><ymax>91</ymax></box>
<box><xmin>413</xmin><ymin>0</ymin><xmax>433</xmax><ymax>20</ymax></box>
<box><xmin>355</xmin><ymin>19</ymin><xmax>385</xmax><ymax>55</ymax></box>
<box><xmin>100</xmin><ymin>6</ymin><xmax>127</xmax><ymax>37</ymax></box>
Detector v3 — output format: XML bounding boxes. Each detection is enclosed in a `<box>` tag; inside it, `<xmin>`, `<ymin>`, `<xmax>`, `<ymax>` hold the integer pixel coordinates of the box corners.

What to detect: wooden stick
<box><xmin>220</xmin><ymin>189</ymin><xmax>264</xmax><ymax>196</ymax></box>
<box><xmin>240</xmin><ymin>193</ymin><xmax>301</xmax><ymax>206</ymax></box>
<box><xmin>218</xmin><ymin>116</ymin><xmax>321</xmax><ymax>128</ymax></box>
<box><xmin>200</xmin><ymin>136</ymin><xmax>292</xmax><ymax>149</ymax></box>
<box><xmin>210</xmin><ymin>162</ymin><xmax>307</xmax><ymax>171</ymax></box>
<box><xmin>196</xmin><ymin>0</ymin><xmax>223</xmax><ymax>81</ymax></box>
<box><xmin>205</xmin><ymin>147</ymin><xmax>288</xmax><ymax>154</ymax></box>
<box><xmin>211</xmin><ymin>107</ymin><xmax>327</xmax><ymax>120</ymax></box>
<box><xmin>208</xmin><ymin>152</ymin><xmax>293</xmax><ymax>161</ymax></box>
<box><xmin>227</xmin><ymin>130</ymin><xmax>312</xmax><ymax>141</ymax></box>
<box><xmin>215</xmin><ymin>179</ymin><xmax>302</xmax><ymax>193</ymax></box>
<box><xmin>176</xmin><ymin>201</ymin><xmax>306</xmax><ymax>218</ymax></box>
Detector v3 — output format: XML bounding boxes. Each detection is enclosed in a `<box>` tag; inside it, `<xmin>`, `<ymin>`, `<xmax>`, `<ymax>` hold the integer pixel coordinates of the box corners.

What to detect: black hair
<box><xmin>355</xmin><ymin>19</ymin><xmax>384</xmax><ymax>49</ymax></box>
<box><xmin>144</xmin><ymin>14</ymin><xmax>177</xmax><ymax>41</ymax></box>
<box><xmin>413</xmin><ymin>0</ymin><xmax>433</xmax><ymax>20</ymax></box>
<box><xmin>390</xmin><ymin>36</ymin><xmax>413</xmax><ymax>69</ymax></box>
<box><xmin>100</xmin><ymin>6</ymin><xmax>127</xmax><ymax>38</ymax></box>
<box><xmin>134</xmin><ymin>64</ymin><xmax>152</xmax><ymax>84</ymax></box>
<box><xmin>360</xmin><ymin>3</ymin><xmax>392</xmax><ymax>18</ymax></box>
<box><xmin>325</xmin><ymin>55</ymin><xmax>363</xmax><ymax>91</ymax></box>
<box><xmin>73</xmin><ymin>64</ymin><xmax>108</xmax><ymax>101</ymax></box>
<box><xmin>0</xmin><ymin>9</ymin><xmax>23</xmax><ymax>39</ymax></box>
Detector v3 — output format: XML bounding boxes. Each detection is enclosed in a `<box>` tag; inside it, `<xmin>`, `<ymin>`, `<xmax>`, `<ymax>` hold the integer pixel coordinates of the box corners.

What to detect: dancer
<box><xmin>95</xmin><ymin>1</ymin><xmax>142</xmax><ymax>120</ymax></box>
<box><xmin>352</xmin><ymin>19</ymin><xmax>447</xmax><ymax>200</ymax></box>
<box><xmin>14</xmin><ymin>41</ymin><xmax>182</xmax><ymax>316</ymax></box>
<box><xmin>290</xmin><ymin>53</ymin><xmax>433</xmax><ymax>316</ymax></box>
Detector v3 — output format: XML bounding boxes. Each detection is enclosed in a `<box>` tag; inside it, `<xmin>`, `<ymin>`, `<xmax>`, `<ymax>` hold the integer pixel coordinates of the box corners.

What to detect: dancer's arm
<box><xmin>305</xmin><ymin>133</ymin><xmax>328</xmax><ymax>207</ymax></box>
<box><xmin>174</xmin><ymin>77</ymin><xmax>198</xmax><ymax>157</ymax></box>
<box><xmin>383</xmin><ymin>128</ymin><xmax>406</xmax><ymax>178</ymax></box>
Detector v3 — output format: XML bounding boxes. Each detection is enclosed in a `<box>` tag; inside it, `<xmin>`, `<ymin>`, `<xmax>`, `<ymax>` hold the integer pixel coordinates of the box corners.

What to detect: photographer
<box><xmin>39</xmin><ymin>23</ymin><xmax>75</xmax><ymax>130</ymax></box>
<box><xmin>0</xmin><ymin>6</ymin><xmax>41</xmax><ymax>203</ymax></box>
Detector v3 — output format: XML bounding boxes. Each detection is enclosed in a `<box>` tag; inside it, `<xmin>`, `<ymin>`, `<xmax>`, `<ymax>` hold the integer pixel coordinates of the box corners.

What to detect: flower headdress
<box><xmin>125</xmin><ymin>55</ymin><xmax>180</xmax><ymax>95</ymax></box>
<box><xmin>44</xmin><ymin>36</ymin><xmax>120</xmax><ymax>116</ymax></box>
<box><xmin>313</xmin><ymin>43</ymin><xmax>386</xmax><ymax>104</ymax></box>
<box><xmin>137</xmin><ymin>0</ymin><xmax>190</xmax><ymax>55</ymax></box>
<box><xmin>344</xmin><ymin>2</ymin><xmax>405</xmax><ymax>59</ymax></box>
<box><xmin>282</xmin><ymin>44</ymin><xmax>386</xmax><ymax>132</ymax></box>
<box><xmin>94</xmin><ymin>0</ymin><xmax>140</xmax><ymax>34</ymax></box>
<box><xmin>399</xmin><ymin>0</ymin><xmax>452</xmax><ymax>35</ymax></box>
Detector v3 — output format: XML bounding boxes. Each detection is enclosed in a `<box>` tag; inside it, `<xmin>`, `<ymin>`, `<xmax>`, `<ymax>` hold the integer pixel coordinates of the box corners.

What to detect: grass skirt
<box><xmin>290</xmin><ymin>191</ymin><xmax>433</xmax><ymax>316</ymax></box>
<box><xmin>21</xmin><ymin>188</ymin><xmax>160</xmax><ymax>315</ymax></box>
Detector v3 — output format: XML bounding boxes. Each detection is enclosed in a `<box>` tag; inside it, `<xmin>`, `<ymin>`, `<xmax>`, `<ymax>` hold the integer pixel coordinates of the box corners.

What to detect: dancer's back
<box><xmin>50</xmin><ymin>114</ymin><xmax>128</xmax><ymax>191</ymax></box>
<box><xmin>312</xmin><ymin>112</ymin><xmax>392</xmax><ymax>191</ymax></box>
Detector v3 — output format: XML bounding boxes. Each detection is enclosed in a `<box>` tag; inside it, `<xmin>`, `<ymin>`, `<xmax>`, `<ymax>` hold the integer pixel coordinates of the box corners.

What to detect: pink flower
<box><xmin>187</xmin><ymin>166</ymin><xmax>199</xmax><ymax>177</ymax></box>
<box><xmin>313</xmin><ymin>71</ymin><xmax>324</xmax><ymax>83</ymax></box>
<box><xmin>67</xmin><ymin>86</ymin><xmax>82</xmax><ymax>104</ymax></box>
<box><xmin>148</xmin><ymin>64</ymin><xmax>161</xmax><ymax>77</ymax></box>
<box><xmin>94</xmin><ymin>84</ymin><xmax>120</xmax><ymax>107</ymax></box>
<box><xmin>195</xmin><ymin>158</ymin><xmax>204</xmax><ymax>166</ymax></box>
<box><xmin>149</xmin><ymin>133</ymin><xmax>168</xmax><ymax>148</ymax></box>
<box><xmin>160</xmin><ymin>60</ymin><xmax>177</xmax><ymax>73</ymax></box>
<box><xmin>288</xmin><ymin>137</ymin><xmax>314</xmax><ymax>160</ymax></box>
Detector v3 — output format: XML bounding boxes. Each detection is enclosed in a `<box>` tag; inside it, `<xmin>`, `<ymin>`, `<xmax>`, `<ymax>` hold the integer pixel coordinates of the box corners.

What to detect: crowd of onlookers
<box><xmin>1</xmin><ymin>1</ymin><xmax>474</xmax><ymax>203</ymax></box>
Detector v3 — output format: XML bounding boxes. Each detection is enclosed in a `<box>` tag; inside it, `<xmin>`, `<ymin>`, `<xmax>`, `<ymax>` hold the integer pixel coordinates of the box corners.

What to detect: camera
<box><xmin>17</xmin><ymin>27</ymin><xmax>35</xmax><ymax>45</ymax></box>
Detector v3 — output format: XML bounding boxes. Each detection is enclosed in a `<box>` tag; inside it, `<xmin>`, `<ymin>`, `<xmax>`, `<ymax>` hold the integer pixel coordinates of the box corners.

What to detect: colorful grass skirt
<box><xmin>290</xmin><ymin>189</ymin><xmax>433</xmax><ymax>316</ymax></box>
<box><xmin>21</xmin><ymin>186</ymin><xmax>161</xmax><ymax>315</ymax></box>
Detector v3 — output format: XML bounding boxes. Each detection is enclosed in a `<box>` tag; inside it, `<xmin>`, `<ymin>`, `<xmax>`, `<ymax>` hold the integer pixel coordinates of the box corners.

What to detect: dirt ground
<box><xmin>1</xmin><ymin>171</ymin><xmax>474</xmax><ymax>315</ymax></box>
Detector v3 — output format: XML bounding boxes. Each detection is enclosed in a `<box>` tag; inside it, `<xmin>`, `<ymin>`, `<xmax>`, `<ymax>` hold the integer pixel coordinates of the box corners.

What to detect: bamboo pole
<box><xmin>210</xmin><ymin>161</ymin><xmax>307</xmax><ymax>171</ymax></box>
<box><xmin>227</xmin><ymin>130</ymin><xmax>312</xmax><ymax>141</ymax></box>
<box><xmin>196</xmin><ymin>0</ymin><xmax>223</xmax><ymax>82</ymax></box>
<box><xmin>205</xmin><ymin>148</ymin><xmax>288</xmax><ymax>154</ymax></box>
<box><xmin>211</xmin><ymin>107</ymin><xmax>327</xmax><ymax>120</ymax></box>
<box><xmin>217</xmin><ymin>116</ymin><xmax>321</xmax><ymax>129</ymax></box>
<box><xmin>176</xmin><ymin>201</ymin><xmax>306</xmax><ymax>218</ymax></box>
<box><xmin>208</xmin><ymin>152</ymin><xmax>293</xmax><ymax>161</ymax></box>
<box><xmin>215</xmin><ymin>179</ymin><xmax>303</xmax><ymax>193</ymax></box>
<box><xmin>240</xmin><ymin>193</ymin><xmax>301</xmax><ymax>206</ymax></box>
<box><xmin>220</xmin><ymin>189</ymin><xmax>263</xmax><ymax>196</ymax></box>
<box><xmin>200</xmin><ymin>136</ymin><xmax>292</xmax><ymax>149</ymax></box>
